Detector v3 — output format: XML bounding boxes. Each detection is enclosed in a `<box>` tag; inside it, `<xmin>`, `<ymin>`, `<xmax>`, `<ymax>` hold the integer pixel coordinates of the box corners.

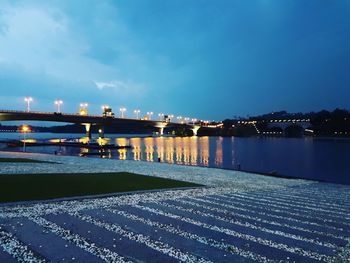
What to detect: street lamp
<box><xmin>134</xmin><ymin>109</ymin><xmax>140</xmax><ymax>119</ymax></box>
<box><xmin>147</xmin><ymin>111</ymin><xmax>153</xmax><ymax>120</ymax></box>
<box><xmin>54</xmin><ymin>100</ymin><xmax>63</xmax><ymax>113</ymax></box>
<box><xmin>120</xmin><ymin>107</ymin><xmax>126</xmax><ymax>118</ymax></box>
<box><xmin>177</xmin><ymin>116</ymin><xmax>183</xmax><ymax>123</ymax></box>
<box><xmin>184</xmin><ymin>117</ymin><xmax>190</xmax><ymax>123</ymax></box>
<box><xmin>158</xmin><ymin>113</ymin><xmax>164</xmax><ymax>121</ymax></box>
<box><xmin>168</xmin><ymin>114</ymin><xmax>174</xmax><ymax>122</ymax></box>
<box><xmin>24</xmin><ymin>97</ymin><xmax>33</xmax><ymax>112</ymax></box>
<box><xmin>101</xmin><ymin>105</ymin><xmax>109</xmax><ymax>111</ymax></box>
<box><xmin>79</xmin><ymin>103</ymin><xmax>88</xmax><ymax>115</ymax></box>
<box><xmin>21</xmin><ymin>125</ymin><xmax>30</xmax><ymax>152</ymax></box>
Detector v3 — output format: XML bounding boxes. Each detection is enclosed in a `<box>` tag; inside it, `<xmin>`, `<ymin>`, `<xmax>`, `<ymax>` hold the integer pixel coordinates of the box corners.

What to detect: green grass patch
<box><xmin>0</xmin><ymin>157</ymin><xmax>56</xmax><ymax>164</ymax></box>
<box><xmin>0</xmin><ymin>172</ymin><xmax>202</xmax><ymax>203</ymax></box>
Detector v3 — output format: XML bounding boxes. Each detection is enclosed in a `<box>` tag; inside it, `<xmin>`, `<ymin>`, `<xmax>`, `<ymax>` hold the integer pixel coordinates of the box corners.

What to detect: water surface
<box><xmin>0</xmin><ymin>132</ymin><xmax>349</xmax><ymax>185</ymax></box>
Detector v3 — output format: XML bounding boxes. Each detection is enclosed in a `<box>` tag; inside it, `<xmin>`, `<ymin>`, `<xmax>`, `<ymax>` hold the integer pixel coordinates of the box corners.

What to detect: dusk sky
<box><xmin>0</xmin><ymin>0</ymin><xmax>349</xmax><ymax>121</ymax></box>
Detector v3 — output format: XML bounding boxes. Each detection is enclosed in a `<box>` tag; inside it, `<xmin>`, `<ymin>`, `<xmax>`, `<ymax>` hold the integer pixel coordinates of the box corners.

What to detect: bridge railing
<box><xmin>0</xmin><ymin>109</ymin><xmax>104</xmax><ymax>118</ymax></box>
<box><xmin>0</xmin><ymin>109</ymin><xmax>205</xmax><ymax>126</ymax></box>
<box><xmin>0</xmin><ymin>109</ymin><xmax>60</xmax><ymax>115</ymax></box>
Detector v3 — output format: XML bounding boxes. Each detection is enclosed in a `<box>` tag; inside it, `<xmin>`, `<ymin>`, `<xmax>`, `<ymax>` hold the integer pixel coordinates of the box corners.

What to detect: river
<box><xmin>0</xmin><ymin>132</ymin><xmax>349</xmax><ymax>185</ymax></box>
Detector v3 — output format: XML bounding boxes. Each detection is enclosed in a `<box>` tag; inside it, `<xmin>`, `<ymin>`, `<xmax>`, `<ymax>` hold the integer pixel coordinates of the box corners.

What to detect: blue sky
<box><xmin>0</xmin><ymin>0</ymin><xmax>349</xmax><ymax>121</ymax></box>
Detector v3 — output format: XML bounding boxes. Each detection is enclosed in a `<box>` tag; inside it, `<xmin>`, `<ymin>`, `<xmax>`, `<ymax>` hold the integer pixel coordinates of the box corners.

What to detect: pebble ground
<box><xmin>0</xmin><ymin>151</ymin><xmax>349</xmax><ymax>262</ymax></box>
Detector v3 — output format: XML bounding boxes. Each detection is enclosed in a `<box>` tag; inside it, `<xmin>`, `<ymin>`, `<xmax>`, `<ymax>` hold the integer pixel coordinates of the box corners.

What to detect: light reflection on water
<box><xmin>41</xmin><ymin>135</ymin><xmax>212</xmax><ymax>166</ymax></box>
<box><xmin>1</xmin><ymin>132</ymin><xmax>350</xmax><ymax>184</ymax></box>
<box><xmin>112</xmin><ymin>136</ymin><xmax>211</xmax><ymax>167</ymax></box>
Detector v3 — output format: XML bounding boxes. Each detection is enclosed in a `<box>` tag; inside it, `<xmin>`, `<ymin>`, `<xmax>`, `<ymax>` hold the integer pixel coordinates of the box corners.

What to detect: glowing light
<box><xmin>189</xmin><ymin>137</ymin><xmax>198</xmax><ymax>165</ymax></box>
<box><xmin>54</xmin><ymin>100</ymin><xmax>63</xmax><ymax>113</ymax></box>
<box><xmin>199</xmin><ymin>136</ymin><xmax>209</xmax><ymax>166</ymax></box>
<box><xmin>215</xmin><ymin>137</ymin><xmax>223</xmax><ymax>166</ymax></box>
<box><xmin>22</xmin><ymin>139</ymin><xmax>36</xmax><ymax>143</ymax></box>
<box><xmin>158</xmin><ymin>113</ymin><xmax>164</xmax><ymax>120</ymax></box>
<box><xmin>156</xmin><ymin>137</ymin><xmax>164</xmax><ymax>161</ymax></box>
<box><xmin>97</xmin><ymin>137</ymin><xmax>109</xmax><ymax>146</ymax></box>
<box><xmin>79</xmin><ymin>103</ymin><xmax>88</xmax><ymax>115</ymax></box>
<box><xmin>20</xmin><ymin>125</ymin><xmax>30</xmax><ymax>133</ymax></box>
<box><xmin>115</xmin><ymin>138</ymin><xmax>128</xmax><ymax>160</ymax></box>
<box><xmin>80</xmin><ymin>103</ymin><xmax>88</xmax><ymax>107</ymax></box>
<box><xmin>101</xmin><ymin>105</ymin><xmax>109</xmax><ymax>110</ymax></box>
<box><xmin>49</xmin><ymin>139</ymin><xmax>65</xmax><ymax>143</ymax></box>
<box><xmin>118</xmin><ymin>149</ymin><xmax>127</xmax><ymax>160</ymax></box>
<box><xmin>101</xmin><ymin>105</ymin><xmax>114</xmax><ymax>117</ymax></box>
<box><xmin>144</xmin><ymin>137</ymin><xmax>154</xmax><ymax>161</ymax></box>
<box><xmin>134</xmin><ymin>109</ymin><xmax>141</xmax><ymax>119</ymax></box>
<box><xmin>177</xmin><ymin>116</ymin><xmax>183</xmax><ymax>123</ymax></box>
<box><xmin>79</xmin><ymin>137</ymin><xmax>90</xmax><ymax>144</ymax></box>
<box><xmin>20</xmin><ymin>125</ymin><xmax>30</xmax><ymax>152</ymax></box>
<box><xmin>147</xmin><ymin>111</ymin><xmax>154</xmax><ymax>120</ymax></box>
<box><xmin>119</xmin><ymin>107</ymin><xmax>127</xmax><ymax>118</ymax></box>
<box><xmin>115</xmin><ymin>138</ymin><xmax>128</xmax><ymax>147</ymax></box>
<box><xmin>79</xmin><ymin>109</ymin><xmax>88</xmax><ymax>115</ymax></box>
<box><xmin>130</xmin><ymin>138</ymin><xmax>142</xmax><ymax>161</ymax></box>
<box><xmin>165</xmin><ymin>137</ymin><xmax>175</xmax><ymax>163</ymax></box>
<box><xmin>24</xmin><ymin>97</ymin><xmax>33</xmax><ymax>112</ymax></box>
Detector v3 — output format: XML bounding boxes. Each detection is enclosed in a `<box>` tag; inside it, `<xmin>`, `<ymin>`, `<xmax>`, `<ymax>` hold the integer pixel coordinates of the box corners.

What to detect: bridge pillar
<box><xmin>98</xmin><ymin>126</ymin><xmax>105</xmax><ymax>138</ymax></box>
<box><xmin>84</xmin><ymin>123</ymin><xmax>92</xmax><ymax>139</ymax></box>
<box><xmin>191</xmin><ymin>125</ymin><xmax>201</xmax><ymax>136</ymax></box>
<box><xmin>155</xmin><ymin>123</ymin><xmax>167</xmax><ymax>136</ymax></box>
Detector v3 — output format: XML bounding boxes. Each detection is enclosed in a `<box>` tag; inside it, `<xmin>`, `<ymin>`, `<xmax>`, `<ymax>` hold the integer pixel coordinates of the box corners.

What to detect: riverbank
<box><xmin>0</xmin><ymin>151</ymin><xmax>309</xmax><ymax>189</ymax></box>
<box><xmin>0</xmin><ymin>171</ymin><xmax>201</xmax><ymax>203</ymax></box>
<box><xmin>0</xmin><ymin>150</ymin><xmax>349</xmax><ymax>262</ymax></box>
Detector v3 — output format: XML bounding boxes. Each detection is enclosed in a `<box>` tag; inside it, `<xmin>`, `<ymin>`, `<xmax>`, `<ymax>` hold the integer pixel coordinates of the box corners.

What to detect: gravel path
<box><xmin>0</xmin><ymin>151</ymin><xmax>349</xmax><ymax>262</ymax></box>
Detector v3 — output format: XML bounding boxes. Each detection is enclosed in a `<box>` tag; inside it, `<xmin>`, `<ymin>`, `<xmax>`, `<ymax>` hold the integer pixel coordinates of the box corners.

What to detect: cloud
<box><xmin>95</xmin><ymin>81</ymin><xmax>117</xmax><ymax>90</ymax></box>
<box><xmin>0</xmin><ymin>1</ymin><xmax>145</xmax><ymax>96</ymax></box>
<box><xmin>94</xmin><ymin>80</ymin><xmax>144</xmax><ymax>95</ymax></box>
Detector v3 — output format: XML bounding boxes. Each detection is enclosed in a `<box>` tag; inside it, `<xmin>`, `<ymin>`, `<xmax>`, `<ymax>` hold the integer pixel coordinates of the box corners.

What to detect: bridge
<box><xmin>0</xmin><ymin>110</ymin><xmax>203</xmax><ymax>137</ymax></box>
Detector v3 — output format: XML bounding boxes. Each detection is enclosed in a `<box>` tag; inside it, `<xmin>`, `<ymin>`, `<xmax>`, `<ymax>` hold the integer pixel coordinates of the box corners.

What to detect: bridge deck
<box><xmin>0</xmin><ymin>110</ymin><xmax>200</xmax><ymax>129</ymax></box>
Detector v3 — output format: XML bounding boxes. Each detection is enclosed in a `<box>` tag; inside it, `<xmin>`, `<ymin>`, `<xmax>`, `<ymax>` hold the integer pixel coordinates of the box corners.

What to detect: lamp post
<box><xmin>54</xmin><ymin>100</ymin><xmax>63</xmax><ymax>113</ymax></box>
<box><xmin>79</xmin><ymin>103</ymin><xmax>88</xmax><ymax>115</ymax></box>
<box><xmin>168</xmin><ymin>114</ymin><xmax>174</xmax><ymax>122</ymax></box>
<box><xmin>147</xmin><ymin>111</ymin><xmax>153</xmax><ymax>120</ymax></box>
<box><xmin>158</xmin><ymin>113</ymin><xmax>164</xmax><ymax>121</ymax></box>
<box><xmin>24</xmin><ymin>97</ymin><xmax>33</xmax><ymax>112</ymax></box>
<box><xmin>120</xmin><ymin>107</ymin><xmax>126</xmax><ymax>118</ymax></box>
<box><xmin>134</xmin><ymin>109</ymin><xmax>140</xmax><ymax>119</ymax></box>
<box><xmin>80</xmin><ymin>103</ymin><xmax>88</xmax><ymax>109</ymax></box>
<box><xmin>177</xmin><ymin>116</ymin><xmax>183</xmax><ymax>123</ymax></box>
